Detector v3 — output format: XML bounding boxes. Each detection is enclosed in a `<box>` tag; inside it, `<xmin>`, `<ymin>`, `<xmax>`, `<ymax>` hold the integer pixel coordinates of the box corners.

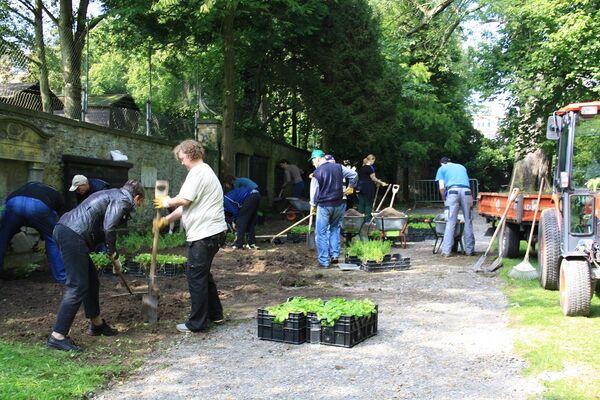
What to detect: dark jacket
<box><xmin>76</xmin><ymin>178</ymin><xmax>110</xmax><ymax>204</ymax></box>
<box><xmin>58</xmin><ymin>188</ymin><xmax>135</xmax><ymax>254</ymax></box>
<box><xmin>7</xmin><ymin>182</ymin><xmax>64</xmax><ymax>214</ymax></box>
<box><xmin>313</xmin><ymin>163</ymin><xmax>344</xmax><ymax>207</ymax></box>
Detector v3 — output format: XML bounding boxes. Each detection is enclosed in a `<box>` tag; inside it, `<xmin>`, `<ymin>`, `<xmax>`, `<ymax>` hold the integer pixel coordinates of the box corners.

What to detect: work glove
<box><xmin>344</xmin><ymin>187</ymin><xmax>354</xmax><ymax>196</ymax></box>
<box><xmin>308</xmin><ymin>173</ymin><xmax>314</xmax><ymax>179</ymax></box>
<box><xmin>153</xmin><ymin>216</ymin><xmax>169</xmax><ymax>233</ymax></box>
<box><xmin>310</xmin><ymin>206</ymin><xmax>317</xmax><ymax>216</ymax></box>
<box><xmin>380</xmin><ymin>181</ymin><xmax>389</xmax><ymax>187</ymax></box>
<box><xmin>32</xmin><ymin>241</ymin><xmax>45</xmax><ymax>253</ymax></box>
<box><xmin>153</xmin><ymin>195</ymin><xmax>171</xmax><ymax>209</ymax></box>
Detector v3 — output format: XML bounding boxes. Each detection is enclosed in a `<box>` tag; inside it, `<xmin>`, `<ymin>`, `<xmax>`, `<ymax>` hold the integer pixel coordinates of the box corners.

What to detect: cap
<box><xmin>308</xmin><ymin>149</ymin><xmax>326</xmax><ymax>161</ymax></box>
<box><xmin>325</xmin><ymin>154</ymin><xmax>335</xmax><ymax>163</ymax></box>
<box><xmin>69</xmin><ymin>174</ymin><xmax>88</xmax><ymax>191</ymax></box>
<box><xmin>440</xmin><ymin>156</ymin><xmax>451</xmax><ymax>164</ymax></box>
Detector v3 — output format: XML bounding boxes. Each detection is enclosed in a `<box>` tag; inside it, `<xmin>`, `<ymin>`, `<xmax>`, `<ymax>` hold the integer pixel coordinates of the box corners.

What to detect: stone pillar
<box><xmin>28</xmin><ymin>162</ymin><xmax>45</xmax><ymax>182</ymax></box>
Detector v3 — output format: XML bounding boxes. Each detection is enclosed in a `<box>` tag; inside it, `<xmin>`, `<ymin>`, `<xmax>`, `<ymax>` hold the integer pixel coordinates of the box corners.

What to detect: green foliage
<box><xmin>465</xmin><ymin>137</ymin><xmax>514</xmax><ymax>192</ymax></box>
<box><xmin>132</xmin><ymin>253</ymin><xmax>187</xmax><ymax>272</ymax></box>
<box><xmin>117</xmin><ymin>232</ymin><xmax>187</xmax><ymax>253</ymax></box>
<box><xmin>0</xmin><ymin>340</ymin><xmax>120</xmax><ymax>399</ymax></box>
<box><xmin>473</xmin><ymin>0</ymin><xmax>600</xmax><ymax>153</ymax></box>
<box><xmin>290</xmin><ymin>225</ymin><xmax>310</xmax><ymax>234</ymax></box>
<box><xmin>225</xmin><ymin>232</ymin><xmax>236</xmax><ymax>243</ymax></box>
<box><xmin>89</xmin><ymin>253</ymin><xmax>125</xmax><ymax>270</ymax></box>
<box><xmin>408</xmin><ymin>222</ymin><xmax>430</xmax><ymax>230</ymax></box>
<box><xmin>407</xmin><ymin>214</ymin><xmax>437</xmax><ymax>223</ymax></box>
<box><xmin>347</xmin><ymin>240</ymin><xmax>392</xmax><ymax>262</ymax></box>
<box><xmin>265</xmin><ymin>296</ymin><xmax>377</xmax><ymax>327</ymax></box>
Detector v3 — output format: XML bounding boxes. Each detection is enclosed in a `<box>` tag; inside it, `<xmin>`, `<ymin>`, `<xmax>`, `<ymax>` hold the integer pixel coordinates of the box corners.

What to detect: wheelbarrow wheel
<box><xmin>286</xmin><ymin>211</ymin><xmax>298</xmax><ymax>222</ymax></box>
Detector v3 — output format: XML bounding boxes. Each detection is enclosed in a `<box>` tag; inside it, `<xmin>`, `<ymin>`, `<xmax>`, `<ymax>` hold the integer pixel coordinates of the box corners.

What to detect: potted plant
<box><xmin>287</xmin><ymin>224</ymin><xmax>310</xmax><ymax>243</ymax></box>
<box><xmin>90</xmin><ymin>252</ymin><xmax>126</xmax><ymax>275</ymax></box>
<box><xmin>132</xmin><ymin>253</ymin><xmax>187</xmax><ymax>278</ymax></box>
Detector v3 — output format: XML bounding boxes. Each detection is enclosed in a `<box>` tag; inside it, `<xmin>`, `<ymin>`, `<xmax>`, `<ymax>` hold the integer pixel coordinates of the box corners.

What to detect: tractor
<box><xmin>538</xmin><ymin>101</ymin><xmax>600</xmax><ymax>316</ymax></box>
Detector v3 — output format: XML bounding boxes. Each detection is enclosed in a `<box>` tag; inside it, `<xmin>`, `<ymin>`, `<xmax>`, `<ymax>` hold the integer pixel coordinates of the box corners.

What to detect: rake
<box><xmin>508</xmin><ymin>178</ymin><xmax>545</xmax><ymax>280</ymax></box>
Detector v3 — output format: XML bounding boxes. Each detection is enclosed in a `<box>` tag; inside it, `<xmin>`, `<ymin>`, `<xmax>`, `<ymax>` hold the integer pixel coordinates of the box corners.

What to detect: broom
<box><xmin>508</xmin><ymin>178</ymin><xmax>545</xmax><ymax>280</ymax></box>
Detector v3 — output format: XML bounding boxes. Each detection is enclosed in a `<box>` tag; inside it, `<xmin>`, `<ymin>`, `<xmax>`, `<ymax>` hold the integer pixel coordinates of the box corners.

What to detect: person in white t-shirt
<box><xmin>153</xmin><ymin>140</ymin><xmax>228</xmax><ymax>333</ymax></box>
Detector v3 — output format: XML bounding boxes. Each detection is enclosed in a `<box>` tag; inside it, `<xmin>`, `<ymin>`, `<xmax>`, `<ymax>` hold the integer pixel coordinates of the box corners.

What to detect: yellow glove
<box><xmin>153</xmin><ymin>216</ymin><xmax>169</xmax><ymax>233</ymax></box>
<box><xmin>32</xmin><ymin>241</ymin><xmax>45</xmax><ymax>253</ymax></box>
<box><xmin>153</xmin><ymin>195</ymin><xmax>171</xmax><ymax>209</ymax></box>
<box><xmin>310</xmin><ymin>206</ymin><xmax>317</xmax><ymax>216</ymax></box>
<box><xmin>380</xmin><ymin>181</ymin><xmax>389</xmax><ymax>187</ymax></box>
<box><xmin>344</xmin><ymin>187</ymin><xmax>354</xmax><ymax>196</ymax></box>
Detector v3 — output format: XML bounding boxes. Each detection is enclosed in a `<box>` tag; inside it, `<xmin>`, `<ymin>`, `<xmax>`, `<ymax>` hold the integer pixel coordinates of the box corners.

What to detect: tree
<box><xmin>473</xmin><ymin>0</ymin><xmax>600</xmax><ymax>154</ymax></box>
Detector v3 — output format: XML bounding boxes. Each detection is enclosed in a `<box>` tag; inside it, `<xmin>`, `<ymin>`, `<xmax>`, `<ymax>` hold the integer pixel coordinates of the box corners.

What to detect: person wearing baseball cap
<box><xmin>69</xmin><ymin>175</ymin><xmax>110</xmax><ymax>204</ymax></box>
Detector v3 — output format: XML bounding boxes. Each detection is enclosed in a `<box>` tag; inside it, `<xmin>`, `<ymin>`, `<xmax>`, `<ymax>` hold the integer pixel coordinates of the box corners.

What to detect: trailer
<box><xmin>478</xmin><ymin>191</ymin><xmax>555</xmax><ymax>258</ymax></box>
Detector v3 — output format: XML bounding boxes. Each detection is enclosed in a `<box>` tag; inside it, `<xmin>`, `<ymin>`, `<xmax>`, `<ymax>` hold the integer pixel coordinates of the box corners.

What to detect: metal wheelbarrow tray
<box><xmin>371</xmin><ymin>214</ymin><xmax>409</xmax><ymax>231</ymax></box>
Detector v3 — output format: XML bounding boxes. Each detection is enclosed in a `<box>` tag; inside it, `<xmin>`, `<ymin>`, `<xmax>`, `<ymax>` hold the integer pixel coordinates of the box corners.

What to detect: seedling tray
<box><xmin>320</xmin><ymin>309</ymin><xmax>378</xmax><ymax>348</ymax></box>
<box><xmin>257</xmin><ymin>309</ymin><xmax>307</xmax><ymax>344</ymax></box>
<box><xmin>360</xmin><ymin>255</ymin><xmax>410</xmax><ymax>272</ymax></box>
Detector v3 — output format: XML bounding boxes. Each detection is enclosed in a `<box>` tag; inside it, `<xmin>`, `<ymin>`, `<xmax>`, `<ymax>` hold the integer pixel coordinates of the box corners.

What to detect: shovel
<box><xmin>270</xmin><ymin>213</ymin><xmax>312</xmax><ymax>243</ymax></box>
<box><xmin>375</xmin><ymin>184</ymin><xmax>392</xmax><ymax>212</ymax></box>
<box><xmin>473</xmin><ymin>188</ymin><xmax>519</xmax><ymax>272</ymax></box>
<box><xmin>109</xmin><ymin>255</ymin><xmax>139</xmax><ymax>295</ymax></box>
<box><xmin>371</xmin><ymin>185</ymin><xmax>380</xmax><ymax>211</ymax></box>
<box><xmin>389</xmin><ymin>184</ymin><xmax>400</xmax><ymax>208</ymax></box>
<box><xmin>142</xmin><ymin>180</ymin><xmax>169</xmax><ymax>325</ymax></box>
<box><xmin>307</xmin><ymin>213</ymin><xmax>315</xmax><ymax>250</ymax></box>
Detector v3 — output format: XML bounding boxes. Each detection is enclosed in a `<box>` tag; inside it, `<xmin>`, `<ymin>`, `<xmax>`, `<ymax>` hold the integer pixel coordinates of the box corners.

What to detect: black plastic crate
<box><xmin>361</xmin><ymin>255</ymin><xmax>410</xmax><ymax>272</ymax></box>
<box><xmin>286</xmin><ymin>233</ymin><xmax>307</xmax><ymax>243</ymax></box>
<box><xmin>320</xmin><ymin>310</ymin><xmax>378</xmax><ymax>348</ymax></box>
<box><xmin>257</xmin><ymin>309</ymin><xmax>307</xmax><ymax>344</ymax></box>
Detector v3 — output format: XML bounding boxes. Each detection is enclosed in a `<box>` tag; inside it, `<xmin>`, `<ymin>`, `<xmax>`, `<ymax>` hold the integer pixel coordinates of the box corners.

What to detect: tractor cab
<box><xmin>540</xmin><ymin>101</ymin><xmax>600</xmax><ymax>316</ymax></box>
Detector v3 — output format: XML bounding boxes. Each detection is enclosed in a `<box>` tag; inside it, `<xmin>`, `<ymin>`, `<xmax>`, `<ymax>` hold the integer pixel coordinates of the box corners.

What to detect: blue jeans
<box><xmin>0</xmin><ymin>196</ymin><xmax>66</xmax><ymax>283</ymax></box>
<box><xmin>442</xmin><ymin>187</ymin><xmax>475</xmax><ymax>255</ymax></box>
<box><xmin>292</xmin><ymin>181</ymin><xmax>305</xmax><ymax>198</ymax></box>
<box><xmin>315</xmin><ymin>203</ymin><xmax>346</xmax><ymax>266</ymax></box>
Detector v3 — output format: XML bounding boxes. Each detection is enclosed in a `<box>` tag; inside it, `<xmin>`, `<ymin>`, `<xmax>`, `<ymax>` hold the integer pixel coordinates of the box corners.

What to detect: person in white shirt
<box><xmin>153</xmin><ymin>140</ymin><xmax>227</xmax><ymax>333</ymax></box>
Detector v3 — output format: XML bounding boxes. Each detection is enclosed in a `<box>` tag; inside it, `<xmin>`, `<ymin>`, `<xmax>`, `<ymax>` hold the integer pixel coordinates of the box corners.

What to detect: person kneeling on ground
<box><xmin>47</xmin><ymin>180</ymin><xmax>145</xmax><ymax>352</ymax></box>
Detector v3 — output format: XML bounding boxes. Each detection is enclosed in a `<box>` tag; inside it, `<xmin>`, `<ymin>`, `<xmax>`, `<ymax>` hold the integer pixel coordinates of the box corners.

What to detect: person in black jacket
<box><xmin>46</xmin><ymin>180</ymin><xmax>145</xmax><ymax>352</ymax></box>
<box><xmin>0</xmin><ymin>182</ymin><xmax>66</xmax><ymax>282</ymax></box>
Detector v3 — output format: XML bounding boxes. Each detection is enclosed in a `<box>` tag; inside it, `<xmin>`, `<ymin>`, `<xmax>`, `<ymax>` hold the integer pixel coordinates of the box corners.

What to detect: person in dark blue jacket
<box><xmin>0</xmin><ymin>182</ymin><xmax>66</xmax><ymax>282</ymax></box>
<box><xmin>233</xmin><ymin>177</ymin><xmax>258</xmax><ymax>190</ymax></box>
<box><xmin>69</xmin><ymin>175</ymin><xmax>110</xmax><ymax>204</ymax></box>
<box><xmin>309</xmin><ymin>149</ymin><xmax>357</xmax><ymax>268</ymax></box>
<box><xmin>224</xmin><ymin>187</ymin><xmax>261</xmax><ymax>250</ymax></box>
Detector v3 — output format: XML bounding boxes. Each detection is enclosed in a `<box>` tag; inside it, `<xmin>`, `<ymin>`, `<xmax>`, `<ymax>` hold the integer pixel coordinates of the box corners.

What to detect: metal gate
<box><xmin>412</xmin><ymin>179</ymin><xmax>479</xmax><ymax>206</ymax></box>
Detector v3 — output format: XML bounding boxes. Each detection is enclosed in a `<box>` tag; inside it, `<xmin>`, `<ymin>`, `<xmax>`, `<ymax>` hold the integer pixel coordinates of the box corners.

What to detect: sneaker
<box><xmin>46</xmin><ymin>335</ymin><xmax>82</xmax><ymax>352</ymax></box>
<box><xmin>231</xmin><ymin>245</ymin><xmax>242</xmax><ymax>250</ymax></box>
<box><xmin>211</xmin><ymin>318</ymin><xmax>225</xmax><ymax>325</ymax></box>
<box><xmin>318</xmin><ymin>264</ymin><xmax>330</xmax><ymax>269</ymax></box>
<box><xmin>176</xmin><ymin>323</ymin><xmax>192</xmax><ymax>333</ymax></box>
<box><xmin>88</xmin><ymin>319</ymin><xmax>118</xmax><ymax>336</ymax></box>
<box><xmin>330</xmin><ymin>258</ymin><xmax>340</xmax><ymax>265</ymax></box>
<box><xmin>244</xmin><ymin>244</ymin><xmax>260</xmax><ymax>250</ymax></box>
<box><xmin>441</xmin><ymin>253</ymin><xmax>452</xmax><ymax>258</ymax></box>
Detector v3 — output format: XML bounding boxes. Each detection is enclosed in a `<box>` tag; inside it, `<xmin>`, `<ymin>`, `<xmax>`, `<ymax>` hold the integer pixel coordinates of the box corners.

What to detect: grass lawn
<box><xmin>0</xmin><ymin>340</ymin><xmax>136</xmax><ymax>400</ymax></box>
<box><xmin>500</xmin><ymin>252</ymin><xmax>600</xmax><ymax>399</ymax></box>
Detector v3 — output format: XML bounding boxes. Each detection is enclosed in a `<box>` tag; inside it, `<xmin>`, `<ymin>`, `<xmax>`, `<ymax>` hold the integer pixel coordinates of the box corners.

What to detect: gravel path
<box><xmin>94</xmin><ymin>212</ymin><xmax>543</xmax><ymax>400</ymax></box>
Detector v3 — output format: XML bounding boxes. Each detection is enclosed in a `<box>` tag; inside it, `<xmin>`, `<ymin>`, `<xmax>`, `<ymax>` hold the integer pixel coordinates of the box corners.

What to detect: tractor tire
<box><xmin>500</xmin><ymin>223</ymin><xmax>520</xmax><ymax>259</ymax></box>
<box><xmin>538</xmin><ymin>208</ymin><xmax>561</xmax><ymax>290</ymax></box>
<box><xmin>559</xmin><ymin>259</ymin><xmax>591</xmax><ymax>317</ymax></box>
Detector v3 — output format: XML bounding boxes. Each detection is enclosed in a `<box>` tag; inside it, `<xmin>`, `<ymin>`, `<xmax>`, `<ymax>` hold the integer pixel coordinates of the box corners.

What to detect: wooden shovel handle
<box><xmin>271</xmin><ymin>213</ymin><xmax>312</xmax><ymax>242</ymax></box>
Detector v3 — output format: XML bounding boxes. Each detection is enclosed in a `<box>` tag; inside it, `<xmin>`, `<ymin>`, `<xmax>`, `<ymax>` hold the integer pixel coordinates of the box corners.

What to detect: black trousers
<box><xmin>52</xmin><ymin>224</ymin><xmax>100</xmax><ymax>335</ymax></box>
<box><xmin>185</xmin><ymin>231</ymin><xmax>226</xmax><ymax>331</ymax></box>
<box><xmin>234</xmin><ymin>192</ymin><xmax>261</xmax><ymax>247</ymax></box>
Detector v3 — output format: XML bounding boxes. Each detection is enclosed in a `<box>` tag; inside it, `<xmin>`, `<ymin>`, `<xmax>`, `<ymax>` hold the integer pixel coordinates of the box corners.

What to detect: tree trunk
<box><xmin>291</xmin><ymin>91</ymin><xmax>298</xmax><ymax>146</ymax></box>
<box><xmin>58</xmin><ymin>0</ymin><xmax>85</xmax><ymax>120</ymax></box>
<box><xmin>34</xmin><ymin>0</ymin><xmax>52</xmax><ymax>113</ymax></box>
<box><xmin>220</xmin><ymin>9</ymin><xmax>235</xmax><ymax>179</ymax></box>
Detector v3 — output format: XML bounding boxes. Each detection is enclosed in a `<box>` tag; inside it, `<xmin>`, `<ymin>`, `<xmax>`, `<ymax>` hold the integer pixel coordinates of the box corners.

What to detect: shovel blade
<box><xmin>486</xmin><ymin>256</ymin><xmax>504</xmax><ymax>272</ymax></box>
<box><xmin>472</xmin><ymin>254</ymin><xmax>487</xmax><ymax>272</ymax></box>
<box><xmin>142</xmin><ymin>293</ymin><xmax>159</xmax><ymax>324</ymax></box>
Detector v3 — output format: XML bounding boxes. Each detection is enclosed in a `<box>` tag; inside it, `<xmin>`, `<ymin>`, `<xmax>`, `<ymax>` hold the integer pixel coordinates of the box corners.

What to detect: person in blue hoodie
<box><xmin>224</xmin><ymin>186</ymin><xmax>261</xmax><ymax>250</ymax></box>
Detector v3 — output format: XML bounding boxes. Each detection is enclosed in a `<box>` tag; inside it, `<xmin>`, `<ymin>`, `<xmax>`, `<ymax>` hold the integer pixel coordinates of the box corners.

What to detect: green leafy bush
<box><xmin>225</xmin><ymin>232</ymin><xmax>235</xmax><ymax>243</ymax></box>
<box><xmin>266</xmin><ymin>296</ymin><xmax>377</xmax><ymax>327</ymax></box>
<box><xmin>117</xmin><ymin>232</ymin><xmax>187</xmax><ymax>253</ymax></box>
<box><xmin>408</xmin><ymin>222</ymin><xmax>430</xmax><ymax>230</ymax></box>
<box><xmin>408</xmin><ymin>213</ymin><xmax>436</xmax><ymax>222</ymax></box>
<box><xmin>347</xmin><ymin>240</ymin><xmax>392</xmax><ymax>262</ymax></box>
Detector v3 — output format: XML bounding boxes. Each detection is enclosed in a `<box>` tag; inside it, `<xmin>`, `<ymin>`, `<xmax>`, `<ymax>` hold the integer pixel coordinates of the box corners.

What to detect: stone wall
<box><xmin>0</xmin><ymin>102</ymin><xmax>310</xmax><ymax>231</ymax></box>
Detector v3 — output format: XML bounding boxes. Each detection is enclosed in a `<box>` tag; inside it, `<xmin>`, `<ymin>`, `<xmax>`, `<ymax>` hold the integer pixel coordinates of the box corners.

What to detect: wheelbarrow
<box><xmin>280</xmin><ymin>197</ymin><xmax>311</xmax><ymax>222</ymax></box>
<box><xmin>341</xmin><ymin>215</ymin><xmax>366</xmax><ymax>245</ymax></box>
<box><xmin>370</xmin><ymin>213</ymin><xmax>409</xmax><ymax>247</ymax></box>
<box><xmin>428</xmin><ymin>213</ymin><xmax>464</xmax><ymax>254</ymax></box>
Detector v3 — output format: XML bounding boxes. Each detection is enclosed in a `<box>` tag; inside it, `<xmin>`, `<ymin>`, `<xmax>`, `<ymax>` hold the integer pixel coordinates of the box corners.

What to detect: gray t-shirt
<box><xmin>285</xmin><ymin>164</ymin><xmax>304</xmax><ymax>184</ymax></box>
